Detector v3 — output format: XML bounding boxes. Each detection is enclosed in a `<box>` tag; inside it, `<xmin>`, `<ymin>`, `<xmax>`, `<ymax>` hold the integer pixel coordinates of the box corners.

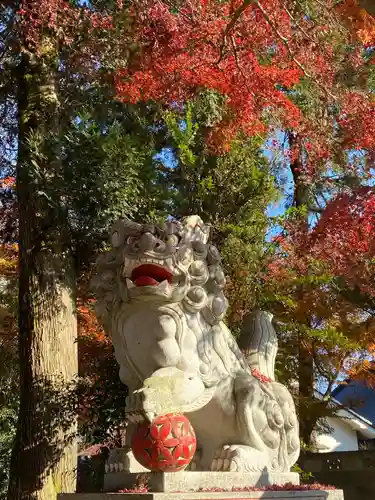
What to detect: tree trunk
<box><xmin>288</xmin><ymin>131</ymin><xmax>315</xmax><ymax>446</ymax></box>
<box><xmin>7</xmin><ymin>43</ymin><xmax>78</xmax><ymax>500</ymax></box>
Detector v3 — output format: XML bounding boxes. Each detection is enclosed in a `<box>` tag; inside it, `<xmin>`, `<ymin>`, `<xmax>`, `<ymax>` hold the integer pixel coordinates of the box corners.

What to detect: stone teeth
<box><xmin>157</xmin><ymin>280</ymin><xmax>170</xmax><ymax>292</ymax></box>
<box><xmin>144</xmin><ymin>257</ymin><xmax>163</xmax><ymax>265</ymax></box>
<box><xmin>165</xmin><ymin>258</ymin><xmax>174</xmax><ymax>270</ymax></box>
<box><xmin>126</xmin><ymin>278</ymin><xmax>136</xmax><ymax>289</ymax></box>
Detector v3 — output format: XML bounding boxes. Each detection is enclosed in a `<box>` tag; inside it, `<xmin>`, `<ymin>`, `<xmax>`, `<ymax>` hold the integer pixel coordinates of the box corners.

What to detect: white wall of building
<box><xmin>314</xmin><ymin>417</ymin><xmax>359</xmax><ymax>453</ymax></box>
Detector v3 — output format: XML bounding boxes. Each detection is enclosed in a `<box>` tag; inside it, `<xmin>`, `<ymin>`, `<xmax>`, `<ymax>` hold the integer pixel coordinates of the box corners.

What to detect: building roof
<box><xmin>314</xmin><ymin>388</ymin><xmax>375</xmax><ymax>439</ymax></box>
<box><xmin>332</xmin><ymin>379</ymin><xmax>375</xmax><ymax>426</ymax></box>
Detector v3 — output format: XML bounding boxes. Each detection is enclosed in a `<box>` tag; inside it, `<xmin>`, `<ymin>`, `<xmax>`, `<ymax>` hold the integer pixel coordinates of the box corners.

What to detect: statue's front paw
<box><xmin>210</xmin><ymin>445</ymin><xmax>271</xmax><ymax>472</ymax></box>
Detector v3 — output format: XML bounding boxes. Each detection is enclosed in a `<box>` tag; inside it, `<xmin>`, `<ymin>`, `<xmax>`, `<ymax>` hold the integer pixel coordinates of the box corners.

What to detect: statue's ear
<box><xmin>183</xmin><ymin>215</ymin><xmax>210</xmax><ymax>244</ymax></box>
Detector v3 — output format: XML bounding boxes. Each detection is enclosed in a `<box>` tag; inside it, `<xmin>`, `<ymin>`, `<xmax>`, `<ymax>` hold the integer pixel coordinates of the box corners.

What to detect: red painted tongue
<box><xmin>132</xmin><ymin>264</ymin><xmax>173</xmax><ymax>287</ymax></box>
<box><xmin>134</xmin><ymin>276</ymin><xmax>159</xmax><ymax>287</ymax></box>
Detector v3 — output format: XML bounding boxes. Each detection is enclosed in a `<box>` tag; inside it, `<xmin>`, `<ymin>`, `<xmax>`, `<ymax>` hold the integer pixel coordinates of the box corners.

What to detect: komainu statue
<box><xmin>91</xmin><ymin>215</ymin><xmax>300</xmax><ymax>473</ymax></box>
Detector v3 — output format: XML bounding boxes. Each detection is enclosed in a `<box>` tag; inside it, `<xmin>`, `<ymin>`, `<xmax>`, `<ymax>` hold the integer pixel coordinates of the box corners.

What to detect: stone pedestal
<box><xmin>58</xmin><ymin>471</ymin><xmax>344</xmax><ymax>500</ymax></box>
<box><xmin>59</xmin><ymin>491</ymin><xmax>343</xmax><ymax>500</ymax></box>
<box><xmin>103</xmin><ymin>471</ymin><xmax>300</xmax><ymax>493</ymax></box>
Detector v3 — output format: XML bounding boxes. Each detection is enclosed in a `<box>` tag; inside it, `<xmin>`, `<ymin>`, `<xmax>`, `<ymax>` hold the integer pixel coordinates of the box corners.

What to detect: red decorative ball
<box><xmin>131</xmin><ymin>413</ymin><xmax>197</xmax><ymax>472</ymax></box>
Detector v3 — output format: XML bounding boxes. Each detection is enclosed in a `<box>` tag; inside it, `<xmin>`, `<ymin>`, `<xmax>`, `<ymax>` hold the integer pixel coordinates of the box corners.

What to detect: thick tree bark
<box><xmin>359</xmin><ymin>0</ymin><xmax>375</xmax><ymax>17</ymax></box>
<box><xmin>288</xmin><ymin>131</ymin><xmax>315</xmax><ymax>446</ymax></box>
<box><xmin>7</xmin><ymin>43</ymin><xmax>78</xmax><ymax>500</ymax></box>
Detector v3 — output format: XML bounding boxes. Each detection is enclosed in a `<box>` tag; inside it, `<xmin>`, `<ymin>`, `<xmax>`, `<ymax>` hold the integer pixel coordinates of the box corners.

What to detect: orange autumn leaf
<box><xmin>338</xmin><ymin>0</ymin><xmax>375</xmax><ymax>45</ymax></box>
<box><xmin>0</xmin><ymin>176</ymin><xmax>15</xmax><ymax>189</ymax></box>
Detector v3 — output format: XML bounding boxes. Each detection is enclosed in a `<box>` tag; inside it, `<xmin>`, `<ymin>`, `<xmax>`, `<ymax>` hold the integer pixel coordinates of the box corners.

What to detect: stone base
<box><xmin>103</xmin><ymin>471</ymin><xmax>300</xmax><ymax>493</ymax></box>
<box><xmin>58</xmin><ymin>490</ymin><xmax>344</xmax><ymax>500</ymax></box>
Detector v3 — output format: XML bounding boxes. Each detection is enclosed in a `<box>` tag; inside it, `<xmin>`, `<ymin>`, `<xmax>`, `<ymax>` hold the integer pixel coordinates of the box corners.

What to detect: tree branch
<box><xmin>255</xmin><ymin>1</ymin><xmax>337</xmax><ymax>100</ymax></box>
<box><xmin>283</xmin><ymin>4</ymin><xmax>316</xmax><ymax>43</ymax></box>
<box><xmin>217</xmin><ymin>0</ymin><xmax>257</xmax><ymax>63</ymax></box>
<box><xmin>308</xmin><ymin>205</ymin><xmax>324</xmax><ymax>213</ymax></box>
<box><xmin>155</xmin><ymin>162</ymin><xmax>177</xmax><ymax>175</ymax></box>
<box><xmin>223</xmin><ymin>0</ymin><xmax>257</xmax><ymax>38</ymax></box>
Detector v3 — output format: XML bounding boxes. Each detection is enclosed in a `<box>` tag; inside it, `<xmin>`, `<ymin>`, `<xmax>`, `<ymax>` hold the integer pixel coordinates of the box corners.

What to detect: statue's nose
<box><xmin>139</xmin><ymin>232</ymin><xmax>165</xmax><ymax>252</ymax></box>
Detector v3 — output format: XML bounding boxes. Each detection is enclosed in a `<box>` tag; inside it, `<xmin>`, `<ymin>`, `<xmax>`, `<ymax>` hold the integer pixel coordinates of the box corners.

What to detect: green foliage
<box><xmin>0</xmin><ymin>406</ymin><xmax>17</xmax><ymax>498</ymax></box>
<box><xmin>58</xmin><ymin>99</ymin><xmax>170</xmax><ymax>265</ymax></box>
<box><xmin>0</xmin><ymin>272</ymin><xmax>18</xmax><ymax>497</ymax></box>
<box><xmin>291</xmin><ymin>462</ymin><xmax>313</xmax><ymax>482</ymax></box>
<box><xmin>158</xmin><ymin>99</ymin><xmax>279</xmax><ymax>329</ymax></box>
<box><xmin>64</xmin><ymin>117</ymin><xmax>151</xmax><ymax>233</ymax></box>
<box><xmin>77</xmin><ymin>356</ymin><xmax>128</xmax><ymax>448</ymax></box>
<box><xmin>193</xmin><ymin>89</ymin><xmax>229</xmax><ymax>128</ymax></box>
<box><xmin>164</xmin><ymin>104</ymin><xmax>198</xmax><ymax>167</ymax></box>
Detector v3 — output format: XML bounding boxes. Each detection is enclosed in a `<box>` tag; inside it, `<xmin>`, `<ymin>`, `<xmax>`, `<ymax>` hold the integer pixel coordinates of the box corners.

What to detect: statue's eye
<box><xmin>165</xmin><ymin>234</ymin><xmax>179</xmax><ymax>246</ymax></box>
<box><xmin>127</xmin><ymin>236</ymin><xmax>139</xmax><ymax>249</ymax></box>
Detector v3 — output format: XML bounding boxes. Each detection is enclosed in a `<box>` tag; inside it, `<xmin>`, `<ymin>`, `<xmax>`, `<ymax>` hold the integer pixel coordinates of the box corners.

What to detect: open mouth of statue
<box><xmin>130</xmin><ymin>264</ymin><xmax>173</xmax><ymax>287</ymax></box>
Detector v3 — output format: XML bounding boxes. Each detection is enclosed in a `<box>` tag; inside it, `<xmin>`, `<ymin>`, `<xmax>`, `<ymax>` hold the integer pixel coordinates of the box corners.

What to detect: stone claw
<box><xmin>211</xmin><ymin>445</ymin><xmax>238</xmax><ymax>471</ymax></box>
<box><xmin>210</xmin><ymin>444</ymin><xmax>268</xmax><ymax>472</ymax></box>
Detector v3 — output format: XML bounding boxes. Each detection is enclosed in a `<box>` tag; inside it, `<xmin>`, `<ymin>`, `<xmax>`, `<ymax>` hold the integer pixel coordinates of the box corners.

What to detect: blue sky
<box><xmin>262</xmin><ymin>131</ymin><xmax>294</xmax><ymax>213</ymax></box>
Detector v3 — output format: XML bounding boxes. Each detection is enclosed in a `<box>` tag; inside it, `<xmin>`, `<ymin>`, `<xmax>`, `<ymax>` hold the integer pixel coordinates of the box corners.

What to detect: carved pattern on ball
<box><xmin>131</xmin><ymin>413</ymin><xmax>197</xmax><ymax>472</ymax></box>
